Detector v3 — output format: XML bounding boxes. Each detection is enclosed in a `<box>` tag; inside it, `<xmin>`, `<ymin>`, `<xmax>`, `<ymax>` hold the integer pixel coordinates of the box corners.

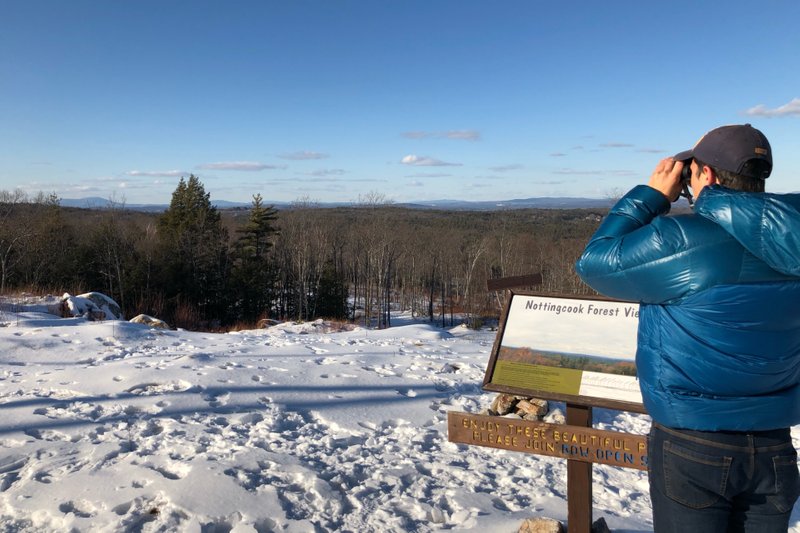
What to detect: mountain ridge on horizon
<box><xmin>58</xmin><ymin>196</ymin><xmax>616</xmax><ymax>211</ymax></box>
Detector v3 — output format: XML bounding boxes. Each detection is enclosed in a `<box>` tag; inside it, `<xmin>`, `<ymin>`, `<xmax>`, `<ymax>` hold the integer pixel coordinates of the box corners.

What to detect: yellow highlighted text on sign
<box><xmin>492</xmin><ymin>361</ymin><xmax>583</xmax><ymax>395</ymax></box>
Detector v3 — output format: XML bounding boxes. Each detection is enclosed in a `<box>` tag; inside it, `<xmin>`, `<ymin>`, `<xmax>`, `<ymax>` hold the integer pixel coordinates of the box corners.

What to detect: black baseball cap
<box><xmin>673</xmin><ymin>124</ymin><xmax>772</xmax><ymax>179</ymax></box>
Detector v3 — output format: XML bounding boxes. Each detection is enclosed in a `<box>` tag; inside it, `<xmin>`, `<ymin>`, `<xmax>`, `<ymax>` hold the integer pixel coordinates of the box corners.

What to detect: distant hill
<box><xmin>398</xmin><ymin>197</ymin><xmax>615</xmax><ymax>210</ymax></box>
<box><xmin>58</xmin><ymin>197</ymin><xmax>255</xmax><ymax>212</ymax></box>
<box><xmin>58</xmin><ymin>196</ymin><xmax>615</xmax><ymax>212</ymax></box>
<box><xmin>58</xmin><ymin>197</ymin><xmax>166</xmax><ymax>211</ymax></box>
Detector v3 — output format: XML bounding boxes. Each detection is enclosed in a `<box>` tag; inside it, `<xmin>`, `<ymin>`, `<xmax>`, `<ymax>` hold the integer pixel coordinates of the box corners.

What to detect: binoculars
<box><xmin>680</xmin><ymin>163</ymin><xmax>692</xmax><ymax>183</ymax></box>
<box><xmin>676</xmin><ymin>160</ymin><xmax>694</xmax><ymax>206</ymax></box>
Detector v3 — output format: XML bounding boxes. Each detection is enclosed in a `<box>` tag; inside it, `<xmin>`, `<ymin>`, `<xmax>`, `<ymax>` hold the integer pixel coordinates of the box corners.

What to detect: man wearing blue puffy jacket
<box><xmin>576</xmin><ymin>124</ymin><xmax>800</xmax><ymax>532</ymax></box>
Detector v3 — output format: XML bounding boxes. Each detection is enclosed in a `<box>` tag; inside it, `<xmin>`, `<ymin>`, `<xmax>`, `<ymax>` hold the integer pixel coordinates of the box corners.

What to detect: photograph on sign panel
<box><xmin>489</xmin><ymin>294</ymin><xmax>642</xmax><ymax>404</ymax></box>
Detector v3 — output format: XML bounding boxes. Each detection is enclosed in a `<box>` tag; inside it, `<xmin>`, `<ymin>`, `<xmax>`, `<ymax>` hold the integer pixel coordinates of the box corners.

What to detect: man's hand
<box><xmin>648</xmin><ymin>157</ymin><xmax>684</xmax><ymax>202</ymax></box>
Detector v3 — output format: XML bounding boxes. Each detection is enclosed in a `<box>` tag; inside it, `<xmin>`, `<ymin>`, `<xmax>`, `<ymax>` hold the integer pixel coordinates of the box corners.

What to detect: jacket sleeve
<box><xmin>575</xmin><ymin>185</ymin><xmax>698</xmax><ymax>304</ymax></box>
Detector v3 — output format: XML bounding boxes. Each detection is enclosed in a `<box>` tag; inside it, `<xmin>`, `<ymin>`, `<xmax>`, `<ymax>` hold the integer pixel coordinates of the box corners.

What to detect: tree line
<box><xmin>0</xmin><ymin>176</ymin><xmax>604</xmax><ymax>330</ymax></box>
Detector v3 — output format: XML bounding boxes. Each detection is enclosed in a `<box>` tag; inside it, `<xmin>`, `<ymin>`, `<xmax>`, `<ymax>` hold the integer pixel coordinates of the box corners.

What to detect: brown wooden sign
<box><xmin>448</xmin><ymin>411</ymin><xmax>648</xmax><ymax>471</ymax></box>
<box><xmin>449</xmin><ymin>285</ymin><xmax>650</xmax><ymax>533</ymax></box>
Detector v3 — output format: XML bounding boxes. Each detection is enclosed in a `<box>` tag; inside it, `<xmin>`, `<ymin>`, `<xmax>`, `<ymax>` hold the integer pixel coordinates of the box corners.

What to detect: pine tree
<box><xmin>234</xmin><ymin>194</ymin><xmax>278</xmax><ymax>260</ymax></box>
<box><xmin>230</xmin><ymin>194</ymin><xmax>279</xmax><ymax>322</ymax></box>
<box><xmin>156</xmin><ymin>175</ymin><xmax>229</xmax><ymax>326</ymax></box>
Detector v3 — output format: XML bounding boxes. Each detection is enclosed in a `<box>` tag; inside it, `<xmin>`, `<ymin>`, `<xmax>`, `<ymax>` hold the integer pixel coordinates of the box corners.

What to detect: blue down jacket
<box><xmin>576</xmin><ymin>184</ymin><xmax>800</xmax><ymax>431</ymax></box>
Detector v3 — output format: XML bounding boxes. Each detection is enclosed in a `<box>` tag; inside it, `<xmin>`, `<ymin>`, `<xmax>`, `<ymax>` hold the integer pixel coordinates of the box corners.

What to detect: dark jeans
<box><xmin>648</xmin><ymin>423</ymin><xmax>799</xmax><ymax>533</ymax></box>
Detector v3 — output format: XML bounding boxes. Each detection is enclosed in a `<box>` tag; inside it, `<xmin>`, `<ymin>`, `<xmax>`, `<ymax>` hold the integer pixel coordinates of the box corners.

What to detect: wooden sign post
<box><xmin>567</xmin><ymin>404</ymin><xmax>592</xmax><ymax>533</ymax></box>
<box><xmin>448</xmin><ymin>288</ymin><xmax>648</xmax><ymax>533</ymax></box>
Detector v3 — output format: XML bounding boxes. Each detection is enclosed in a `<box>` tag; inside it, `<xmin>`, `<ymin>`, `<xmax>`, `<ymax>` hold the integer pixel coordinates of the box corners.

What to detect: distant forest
<box><xmin>0</xmin><ymin>176</ymin><xmax>605</xmax><ymax>330</ymax></box>
<box><xmin>498</xmin><ymin>346</ymin><xmax>637</xmax><ymax>376</ymax></box>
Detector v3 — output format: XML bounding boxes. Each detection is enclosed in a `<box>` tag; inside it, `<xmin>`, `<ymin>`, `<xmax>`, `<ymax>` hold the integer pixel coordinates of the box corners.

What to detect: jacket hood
<box><xmin>694</xmin><ymin>185</ymin><xmax>800</xmax><ymax>277</ymax></box>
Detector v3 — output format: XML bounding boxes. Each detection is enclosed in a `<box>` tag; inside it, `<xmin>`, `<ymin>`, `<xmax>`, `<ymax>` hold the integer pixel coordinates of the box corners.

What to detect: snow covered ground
<box><xmin>0</xmin><ymin>298</ymin><xmax>798</xmax><ymax>532</ymax></box>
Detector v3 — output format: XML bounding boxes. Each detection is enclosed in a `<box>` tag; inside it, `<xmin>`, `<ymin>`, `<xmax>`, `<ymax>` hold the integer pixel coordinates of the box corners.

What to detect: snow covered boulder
<box><xmin>129</xmin><ymin>314</ymin><xmax>170</xmax><ymax>329</ymax></box>
<box><xmin>61</xmin><ymin>292</ymin><xmax>124</xmax><ymax>321</ymax></box>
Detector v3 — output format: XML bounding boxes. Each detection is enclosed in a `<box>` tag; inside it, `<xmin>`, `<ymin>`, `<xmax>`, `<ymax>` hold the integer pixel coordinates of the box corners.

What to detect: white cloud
<box><xmin>401</xmin><ymin>155</ymin><xmax>461</xmax><ymax>167</ymax></box>
<box><xmin>126</xmin><ymin>170</ymin><xmax>185</xmax><ymax>178</ymax></box>
<box><xmin>533</xmin><ymin>180</ymin><xmax>568</xmax><ymax>185</ymax></box>
<box><xmin>402</xmin><ymin>130</ymin><xmax>480</xmax><ymax>141</ymax></box>
<box><xmin>609</xmin><ymin>170</ymin><xmax>638</xmax><ymax>177</ymax></box>
<box><xmin>599</xmin><ymin>142</ymin><xmax>634</xmax><ymax>148</ymax></box>
<box><xmin>488</xmin><ymin>164</ymin><xmax>523</xmax><ymax>172</ymax></box>
<box><xmin>553</xmin><ymin>168</ymin><xmax>605</xmax><ymax>175</ymax></box>
<box><xmin>445</xmin><ymin>130</ymin><xmax>480</xmax><ymax>141</ymax></box>
<box><xmin>278</xmin><ymin>151</ymin><xmax>330</xmax><ymax>160</ymax></box>
<box><xmin>552</xmin><ymin>168</ymin><xmax>636</xmax><ymax>177</ymax></box>
<box><xmin>196</xmin><ymin>161</ymin><xmax>285</xmax><ymax>171</ymax></box>
<box><xmin>404</xmin><ymin>172</ymin><xmax>453</xmax><ymax>178</ymax></box>
<box><xmin>744</xmin><ymin>98</ymin><xmax>800</xmax><ymax>117</ymax></box>
<box><xmin>307</xmin><ymin>169</ymin><xmax>345</xmax><ymax>177</ymax></box>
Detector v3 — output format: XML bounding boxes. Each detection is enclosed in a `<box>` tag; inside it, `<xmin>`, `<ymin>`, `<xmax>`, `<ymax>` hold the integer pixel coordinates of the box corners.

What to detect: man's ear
<box><xmin>701</xmin><ymin>165</ymin><xmax>718</xmax><ymax>186</ymax></box>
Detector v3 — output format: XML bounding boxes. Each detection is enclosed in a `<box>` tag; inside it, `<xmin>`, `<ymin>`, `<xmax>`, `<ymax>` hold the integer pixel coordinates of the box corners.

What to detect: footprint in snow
<box><xmin>141</xmin><ymin>420</ymin><xmax>164</xmax><ymax>437</ymax></box>
<box><xmin>126</xmin><ymin>381</ymin><xmax>194</xmax><ymax>396</ymax></box>
<box><xmin>0</xmin><ymin>456</ymin><xmax>27</xmax><ymax>475</ymax></box>
<box><xmin>150</xmin><ymin>462</ymin><xmax>191</xmax><ymax>480</ymax></box>
<box><xmin>363</xmin><ymin>365</ymin><xmax>399</xmax><ymax>377</ymax></box>
<box><xmin>0</xmin><ymin>455</ymin><xmax>27</xmax><ymax>492</ymax></box>
<box><xmin>59</xmin><ymin>500</ymin><xmax>96</xmax><ymax>518</ymax></box>
<box><xmin>25</xmin><ymin>428</ymin><xmax>70</xmax><ymax>442</ymax></box>
<box><xmin>203</xmin><ymin>390</ymin><xmax>231</xmax><ymax>408</ymax></box>
<box><xmin>238</xmin><ymin>412</ymin><xmax>264</xmax><ymax>425</ymax></box>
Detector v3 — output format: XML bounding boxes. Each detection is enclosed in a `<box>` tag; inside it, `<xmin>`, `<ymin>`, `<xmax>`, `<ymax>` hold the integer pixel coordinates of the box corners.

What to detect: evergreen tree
<box><xmin>234</xmin><ymin>194</ymin><xmax>278</xmax><ymax>260</ymax></box>
<box><xmin>156</xmin><ymin>175</ymin><xmax>229</xmax><ymax>326</ymax></box>
<box><xmin>230</xmin><ymin>194</ymin><xmax>279</xmax><ymax>322</ymax></box>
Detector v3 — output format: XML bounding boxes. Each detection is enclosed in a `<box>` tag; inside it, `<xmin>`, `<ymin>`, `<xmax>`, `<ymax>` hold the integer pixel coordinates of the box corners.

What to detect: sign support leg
<box><xmin>566</xmin><ymin>403</ymin><xmax>593</xmax><ymax>533</ymax></box>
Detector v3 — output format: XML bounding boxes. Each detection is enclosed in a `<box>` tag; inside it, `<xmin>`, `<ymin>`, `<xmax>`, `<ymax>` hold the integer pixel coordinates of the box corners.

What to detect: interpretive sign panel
<box><xmin>448</xmin><ymin>411</ymin><xmax>647</xmax><ymax>470</ymax></box>
<box><xmin>451</xmin><ymin>290</ymin><xmax>649</xmax><ymax>532</ymax></box>
<box><xmin>483</xmin><ymin>292</ymin><xmax>643</xmax><ymax>412</ymax></box>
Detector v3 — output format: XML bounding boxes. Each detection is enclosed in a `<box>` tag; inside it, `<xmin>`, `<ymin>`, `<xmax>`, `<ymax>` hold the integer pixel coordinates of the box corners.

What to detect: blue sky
<box><xmin>2</xmin><ymin>1</ymin><xmax>799</xmax><ymax>205</ymax></box>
